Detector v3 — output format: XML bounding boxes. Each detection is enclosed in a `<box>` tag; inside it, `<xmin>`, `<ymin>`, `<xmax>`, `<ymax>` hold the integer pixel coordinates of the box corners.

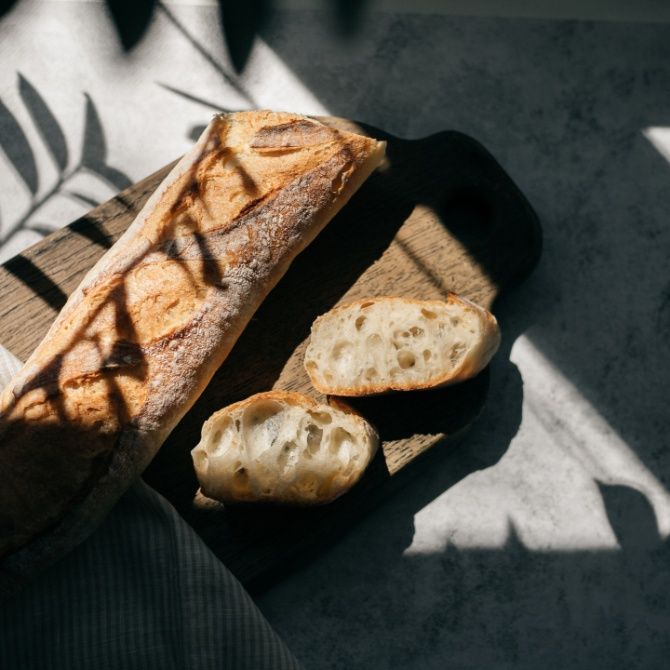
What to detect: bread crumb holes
<box><xmin>397</xmin><ymin>350</ymin><xmax>416</xmax><ymax>369</ymax></box>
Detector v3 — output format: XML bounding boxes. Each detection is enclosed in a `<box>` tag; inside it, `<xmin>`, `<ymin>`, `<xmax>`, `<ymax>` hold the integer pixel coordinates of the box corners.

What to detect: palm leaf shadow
<box><xmin>3</xmin><ymin>254</ymin><xmax>68</xmax><ymax>312</ymax></box>
<box><xmin>189</xmin><ymin>125</ymin><xmax>207</xmax><ymax>142</ymax></box>
<box><xmin>0</xmin><ymin>99</ymin><xmax>38</xmax><ymax>195</ymax></box>
<box><xmin>18</xmin><ymin>73</ymin><xmax>68</xmax><ymax>171</ymax></box>
<box><xmin>105</xmin><ymin>0</ymin><xmax>157</xmax><ymax>52</ymax></box>
<box><xmin>0</xmin><ymin>0</ymin><xmax>19</xmax><ymax>19</ymax></box>
<box><xmin>26</xmin><ymin>223</ymin><xmax>58</xmax><ymax>236</ymax></box>
<box><xmin>80</xmin><ymin>94</ymin><xmax>132</xmax><ymax>191</ymax></box>
<box><xmin>1</xmin><ymin>83</ymin><xmax>135</xmax><ymax>249</ymax></box>
<box><xmin>156</xmin><ymin>2</ymin><xmax>255</xmax><ymax>106</ymax></box>
<box><xmin>218</xmin><ymin>0</ymin><xmax>271</xmax><ymax>73</ymax></box>
<box><xmin>66</xmin><ymin>191</ymin><xmax>100</xmax><ymax>209</ymax></box>
<box><xmin>70</xmin><ymin>216</ymin><xmax>113</xmax><ymax>250</ymax></box>
<box><xmin>157</xmin><ymin>82</ymin><xmax>232</xmax><ymax>112</ymax></box>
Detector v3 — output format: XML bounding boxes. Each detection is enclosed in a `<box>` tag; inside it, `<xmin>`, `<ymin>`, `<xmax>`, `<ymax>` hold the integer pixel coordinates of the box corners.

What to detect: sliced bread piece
<box><xmin>192</xmin><ymin>391</ymin><xmax>378</xmax><ymax>505</ymax></box>
<box><xmin>304</xmin><ymin>295</ymin><xmax>500</xmax><ymax>396</ymax></box>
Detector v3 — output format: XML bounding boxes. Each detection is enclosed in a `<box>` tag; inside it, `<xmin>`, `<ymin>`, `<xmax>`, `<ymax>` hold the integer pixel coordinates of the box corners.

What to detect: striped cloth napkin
<box><xmin>0</xmin><ymin>345</ymin><xmax>302</xmax><ymax>670</ymax></box>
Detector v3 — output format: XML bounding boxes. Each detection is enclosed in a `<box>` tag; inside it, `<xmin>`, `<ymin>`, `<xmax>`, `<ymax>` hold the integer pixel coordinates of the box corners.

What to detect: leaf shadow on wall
<box><xmin>0</xmin><ymin>0</ymin><xmax>18</xmax><ymax>19</ymax></box>
<box><xmin>0</xmin><ymin>75</ymin><xmax>131</xmax><ymax>248</ymax></box>
<box><xmin>104</xmin><ymin>0</ymin><xmax>157</xmax><ymax>52</ymax></box>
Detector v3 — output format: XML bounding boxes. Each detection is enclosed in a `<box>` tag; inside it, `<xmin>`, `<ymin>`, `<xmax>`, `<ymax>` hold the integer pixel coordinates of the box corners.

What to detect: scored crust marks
<box><xmin>249</xmin><ymin>119</ymin><xmax>341</xmax><ymax>150</ymax></box>
<box><xmin>5</xmin><ymin>115</ymin><xmax>372</xmax><ymax>426</ymax></box>
<box><xmin>2</xmin><ymin>115</ymin><xmax>368</xmax><ymax>432</ymax></box>
<box><xmin>20</xmin><ymin>117</ymin><xmax>363</xmax><ymax>375</ymax></box>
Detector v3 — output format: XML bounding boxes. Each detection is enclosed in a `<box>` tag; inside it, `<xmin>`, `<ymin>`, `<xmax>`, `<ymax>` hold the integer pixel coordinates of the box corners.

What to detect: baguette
<box><xmin>304</xmin><ymin>295</ymin><xmax>500</xmax><ymax>396</ymax></box>
<box><xmin>0</xmin><ymin>111</ymin><xmax>385</xmax><ymax>587</ymax></box>
<box><xmin>192</xmin><ymin>391</ymin><xmax>378</xmax><ymax>505</ymax></box>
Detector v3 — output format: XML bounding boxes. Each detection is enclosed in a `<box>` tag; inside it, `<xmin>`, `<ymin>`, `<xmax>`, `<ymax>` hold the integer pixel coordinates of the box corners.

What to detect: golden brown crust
<box><xmin>304</xmin><ymin>294</ymin><xmax>500</xmax><ymax>396</ymax></box>
<box><xmin>0</xmin><ymin>111</ymin><xmax>385</xmax><ymax>586</ymax></box>
<box><xmin>205</xmin><ymin>390</ymin><xmax>370</xmax><ymax>426</ymax></box>
<box><xmin>206</xmin><ymin>390</ymin><xmax>339</xmax><ymax>417</ymax></box>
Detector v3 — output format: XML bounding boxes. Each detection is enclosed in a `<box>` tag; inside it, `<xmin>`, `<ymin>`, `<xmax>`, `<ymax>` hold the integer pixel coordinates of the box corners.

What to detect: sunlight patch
<box><xmin>240</xmin><ymin>39</ymin><xmax>330</xmax><ymax>116</ymax></box>
<box><xmin>404</xmin><ymin>335</ymin><xmax>670</xmax><ymax>556</ymax></box>
<box><xmin>516</xmin><ymin>336</ymin><xmax>670</xmax><ymax>540</ymax></box>
<box><xmin>643</xmin><ymin>126</ymin><xmax>670</xmax><ymax>164</ymax></box>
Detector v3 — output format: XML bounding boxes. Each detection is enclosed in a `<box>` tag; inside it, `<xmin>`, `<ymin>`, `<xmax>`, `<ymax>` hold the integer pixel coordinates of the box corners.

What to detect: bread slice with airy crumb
<box><xmin>192</xmin><ymin>391</ymin><xmax>378</xmax><ymax>505</ymax></box>
<box><xmin>304</xmin><ymin>295</ymin><xmax>500</xmax><ymax>396</ymax></box>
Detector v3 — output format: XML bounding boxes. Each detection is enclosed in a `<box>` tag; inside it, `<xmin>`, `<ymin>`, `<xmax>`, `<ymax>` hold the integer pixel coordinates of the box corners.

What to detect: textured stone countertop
<box><xmin>1</xmin><ymin>2</ymin><xmax>669</xmax><ymax>668</ymax></box>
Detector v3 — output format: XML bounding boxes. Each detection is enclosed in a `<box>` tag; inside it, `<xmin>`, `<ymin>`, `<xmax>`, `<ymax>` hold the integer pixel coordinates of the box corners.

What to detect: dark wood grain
<box><xmin>0</xmin><ymin>118</ymin><xmax>541</xmax><ymax>591</ymax></box>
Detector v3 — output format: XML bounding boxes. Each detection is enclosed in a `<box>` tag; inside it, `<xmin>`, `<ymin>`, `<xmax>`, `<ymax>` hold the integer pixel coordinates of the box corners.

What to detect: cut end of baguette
<box><xmin>304</xmin><ymin>295</ymin><xmax>501</xmax><ymax>396</ymax></box>
<box><xmin>192</xmin><ymin>391</ymin><xmax>378</xmax><ymax>505</ymax></box>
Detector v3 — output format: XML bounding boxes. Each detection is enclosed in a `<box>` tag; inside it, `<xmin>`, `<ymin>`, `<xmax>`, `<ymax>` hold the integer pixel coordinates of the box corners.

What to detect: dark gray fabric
<box><xmin>0</xmin><ymin>347</ymin><xmax>302</xmax><ymax>670</ymax></box>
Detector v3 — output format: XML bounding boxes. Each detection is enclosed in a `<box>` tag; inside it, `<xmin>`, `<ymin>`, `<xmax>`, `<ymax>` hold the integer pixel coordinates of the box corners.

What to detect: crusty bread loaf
<box><xmin>0</xmin><ymin>111</ymin><xmax>385</xmax><ymax>588</ymax></box>
<box><xmin>192</xmin><ymin>391</ymin><xmax>378</xmax><ymax>505</ymax></box>
<box><xmin>304</xmin><ymin>295</ymin><xmax>500</xmax><ymax>396</ymax></box>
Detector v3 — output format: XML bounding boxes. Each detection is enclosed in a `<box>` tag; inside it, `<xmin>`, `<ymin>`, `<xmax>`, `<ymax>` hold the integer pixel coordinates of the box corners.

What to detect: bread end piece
<box><xmin>304</xmin><ymin>295</ymin><xmax>501</xmax><ymax>396</ymax></box>
<box><xmin>192</xmin><ymin>391</ymin><xmax>379</xmax><ymax>505</ymax></box>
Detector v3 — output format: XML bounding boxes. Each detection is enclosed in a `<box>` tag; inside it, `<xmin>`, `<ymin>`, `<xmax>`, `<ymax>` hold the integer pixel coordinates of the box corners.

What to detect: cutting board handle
<box><xmin>412</xmin><ymin>131</ymin><xmax>542</xmax><ymax>306</ymax></box>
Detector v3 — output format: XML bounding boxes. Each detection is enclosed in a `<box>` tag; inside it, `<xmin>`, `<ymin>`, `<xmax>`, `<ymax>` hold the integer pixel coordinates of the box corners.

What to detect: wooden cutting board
<box><xmin>0</xmin><ymin>118</ymin><xmax>541</xmax><ymax>591</ymax></box>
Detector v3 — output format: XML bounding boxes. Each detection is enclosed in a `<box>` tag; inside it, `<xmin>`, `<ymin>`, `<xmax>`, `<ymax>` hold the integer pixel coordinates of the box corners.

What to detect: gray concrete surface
<box><xmin>1</xmin><ymin>2</ymin><xmax>669</xmax><ymax>668</ymax></box>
